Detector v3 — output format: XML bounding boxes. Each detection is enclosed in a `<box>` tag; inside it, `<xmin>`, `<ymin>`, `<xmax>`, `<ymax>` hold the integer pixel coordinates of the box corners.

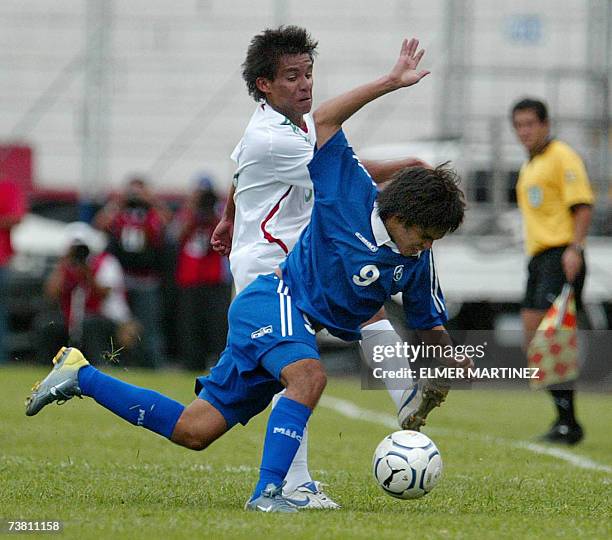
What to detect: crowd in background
<box><xmin>0</xmin><ymin>178</ymin><xmax>28</xmax><ymax>368</ymax></box>
<box><xmin>35</xmin><ymin>173</ymin><xmax>232</xmax><ymax>371</ymax></box>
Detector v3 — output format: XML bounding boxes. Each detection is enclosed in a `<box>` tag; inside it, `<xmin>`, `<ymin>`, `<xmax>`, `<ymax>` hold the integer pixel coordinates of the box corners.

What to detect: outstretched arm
<box><xmin>362</xmin><ymin>157</ymin><xmax>431</xmax><ymax>184</ymax></box>
<box><xmin>313</xmin><ymin>38</ymin><xmax>430</xmax><ymax>149</ymax></box>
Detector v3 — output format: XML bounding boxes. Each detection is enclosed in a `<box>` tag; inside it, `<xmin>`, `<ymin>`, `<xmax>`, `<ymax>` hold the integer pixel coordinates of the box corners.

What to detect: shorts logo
<box><xmin>304</xmin><ymin>189</ymin><xmax>313</xmax><ymax>203</ymax></box>
<box><xmin>528</xmin><ymin>186</ymin><xmax>543</xmax><ymax>208</ymax></box>
<box><xmin>273</xmin><ymin>427</ymin><xmax>302</xmax><ymax>442</ymax></box>
<box><xmin>251</xmin><ymin>325</ymin><xmax>273</xmax><ymax>339</ymax></box>
<box><xmin>393</xmin><ymin>265</ymin><xmax>404</xmax><ymax>281</ymax></box>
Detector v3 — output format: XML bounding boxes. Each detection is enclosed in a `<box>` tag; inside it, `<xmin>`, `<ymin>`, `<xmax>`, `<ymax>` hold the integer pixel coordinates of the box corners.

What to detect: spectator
<box><xmin>172</xmin><ymin>175</ymin><xmax>231</xmax><ymax>369</ymax></box>
<box><xmin>0</xmin><ymin>178</ymin><xmax>27</xmax><ymax>363</ymax></box>
<box><xmin>42</xmin><ymin>222</ymin><xmax>139</xmax><ymax>363</ymax></box>
<box><xmin>94</xmin><ymin>176</ymin><xmax>170</xmax><ymax>368</ymax></box>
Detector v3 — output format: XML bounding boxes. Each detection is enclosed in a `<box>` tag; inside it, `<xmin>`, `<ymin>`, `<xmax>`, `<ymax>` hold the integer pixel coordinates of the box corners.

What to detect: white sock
<box><xmin>272</xmin><ymin>390</ymin><xmax>313</xmax><ymax>493</ymax></box>
<box><xmin>360</xmin><ymin>319</ymin><xmax>413</xmax><ymax>412</ymax></box>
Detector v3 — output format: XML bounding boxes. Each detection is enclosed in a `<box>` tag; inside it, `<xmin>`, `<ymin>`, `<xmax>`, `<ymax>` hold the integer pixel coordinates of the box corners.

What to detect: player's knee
<box><xmin>180</xmin><ymin>428</ymin><xmax>211</xmax><ymax>451</ymax></box>
<box><xmin>172</xmin><ymin>398</ymin><xmax>227</xmax><ymax>451</ymax></box>
<box><xmin>282</xmin><ymin>359</ymin><xmax>327</xmax><ymax>406</ymax></box>
<box><xmin>187</xmin><ymin>438</ymin><xmax>210</xmax><ymax>452</ymax></box>
<box><xmin>172</xmin><ymin>417</ymin><xmax>211</xmax><ymax>451</ymax></box>
<box><xmin>299</xmin><ymin>361</ymin><xmax>327</xmax><ymax>397</ymax></box>
<box><xmin>309</xmin><ymin>365</ymin><xmax>327</xmax><ymax>396</ymax></box>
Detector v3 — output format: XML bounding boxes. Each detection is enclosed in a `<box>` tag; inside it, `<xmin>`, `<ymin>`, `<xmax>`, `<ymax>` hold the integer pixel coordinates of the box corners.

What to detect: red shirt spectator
<box><xmin>54</xmin><ymin>251</ymin><xmax>129</xmax><ymax>332</ymax></box>
<box><xmin>172</xmin><ymin>176</ymin><xmax>231</xmax><ymax>369</ymax></box>
<box><xmin>175</xmin><ymin>206</ymin><xmax>230</xmax><ymax>287</ymax></box>
<box><xmin>0</xmin><ymin>180</ymin><xmax>27</xmax><ymax>267</ymax></box>
<box><xmin>95</xmin><ymin>177</ymin><xmax>170</xmax><ymax>280</ymax></box>
<box><xmin>94</xmin><ymin>176</ymin><xmax>170</xmax><ymax>368</ymax></box>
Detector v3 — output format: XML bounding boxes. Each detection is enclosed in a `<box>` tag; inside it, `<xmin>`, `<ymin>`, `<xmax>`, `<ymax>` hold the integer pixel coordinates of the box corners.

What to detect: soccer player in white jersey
<box><xmin>212</xmin><ymin>26</ymin><xmax>437</xmax><ymax>508</ymax></box>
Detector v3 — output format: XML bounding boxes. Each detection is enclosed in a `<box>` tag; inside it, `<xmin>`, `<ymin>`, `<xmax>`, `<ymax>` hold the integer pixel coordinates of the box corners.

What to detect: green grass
<box><xmin>1</xmin><ymin>365</ymin><xmax>611</xmax><ymax>539</ymax></box>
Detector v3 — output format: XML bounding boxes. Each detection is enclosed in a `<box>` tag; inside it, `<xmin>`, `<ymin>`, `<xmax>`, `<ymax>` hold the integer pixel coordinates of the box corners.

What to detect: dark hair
<box><xmin>511</xmin><ymin>98</ymin><xmax>549</xmax><ymax>123</ymax></box>
<box><xmin>377</xmin><ymin>164</ymin><xmax>465</xmax><ymax>235</ymax></box>
<box><xmin>127</xmin><ymin>175</ymin><xmax>147</xmax><ymax>188</ymax></box>
<box><xmin>242</xmin><ymin>25</ymin><xmax>318</xmax><ymax>102</ymax></box>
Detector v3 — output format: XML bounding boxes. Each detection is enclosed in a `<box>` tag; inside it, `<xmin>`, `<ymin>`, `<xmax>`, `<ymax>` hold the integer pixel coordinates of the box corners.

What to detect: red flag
<box><xmin>528</xmin><ymin>284</ymin><xmax>579</xmax><ymax>389</ymax></box>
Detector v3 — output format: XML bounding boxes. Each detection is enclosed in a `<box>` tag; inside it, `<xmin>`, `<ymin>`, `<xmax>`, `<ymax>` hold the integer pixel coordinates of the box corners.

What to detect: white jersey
<box><xmin>229</xmin><ymin>102</ymin><xmax>316</xmax><ymax>292</ymax></box>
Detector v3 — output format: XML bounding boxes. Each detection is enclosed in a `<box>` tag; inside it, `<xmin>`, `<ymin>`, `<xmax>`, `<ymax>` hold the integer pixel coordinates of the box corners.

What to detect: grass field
<box><xmin>2</xmin><ymin>365</ymin><xmax>611</xmax><ymax>539</ymax></box>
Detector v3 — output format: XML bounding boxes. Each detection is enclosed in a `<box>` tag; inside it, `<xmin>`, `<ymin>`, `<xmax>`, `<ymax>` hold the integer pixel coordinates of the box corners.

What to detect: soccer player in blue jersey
<box><xmin>26</xmin><ymin>37</ymin><xmax>470</xmax><ymax>512</ymax></box>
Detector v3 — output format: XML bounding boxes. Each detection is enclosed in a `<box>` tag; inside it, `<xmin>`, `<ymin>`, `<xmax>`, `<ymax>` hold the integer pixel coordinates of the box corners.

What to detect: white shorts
<box><xmin>230</xmin><ymin>245</ymin><xmax>287</xmax><ymax>294</ymax></box>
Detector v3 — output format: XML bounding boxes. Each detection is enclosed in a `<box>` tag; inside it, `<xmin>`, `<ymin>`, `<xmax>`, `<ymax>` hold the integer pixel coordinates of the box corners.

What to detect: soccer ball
<box><xmin>372</xmin><ymin>430</ymin><xmax>443</xmax><ymax>499</ymax></box>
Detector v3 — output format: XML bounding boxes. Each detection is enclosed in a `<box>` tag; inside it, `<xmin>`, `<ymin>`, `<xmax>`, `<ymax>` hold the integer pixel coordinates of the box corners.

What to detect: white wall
<box><xmin>0</xmin><ymin>0</ymin><xmax>609</xmax><ymax>195</ymax></box>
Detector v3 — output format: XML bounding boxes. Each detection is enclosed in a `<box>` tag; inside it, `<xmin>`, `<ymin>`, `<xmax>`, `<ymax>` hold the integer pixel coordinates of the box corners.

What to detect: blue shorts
<box><xmin>195</xmin><ymin>273</ymin><xmax>320</xmax><ymax>428</ymax></box>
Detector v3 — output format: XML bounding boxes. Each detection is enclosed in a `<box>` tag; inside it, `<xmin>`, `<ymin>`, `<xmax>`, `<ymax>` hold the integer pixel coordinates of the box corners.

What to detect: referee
<box><xmin>511</xmin><ymin>98</ymin><xmax>594</xmax><ymax>445</ymax></box>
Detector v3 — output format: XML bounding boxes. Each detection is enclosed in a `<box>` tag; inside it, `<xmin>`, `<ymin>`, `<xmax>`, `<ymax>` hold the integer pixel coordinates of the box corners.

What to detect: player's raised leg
<box><xmin>360</xmin><ymin>315</ymin><xmax>413</xmax><ymax>417</ymax></box>
<box><xmin>25</xmin><ymin>346</ymin><xmax>228</xmax><ymax>449</ymax></box>
<box><xmin>360</xmin><ymin>310</ymin><xmax>449</xmax><ymax>431</ymax></box>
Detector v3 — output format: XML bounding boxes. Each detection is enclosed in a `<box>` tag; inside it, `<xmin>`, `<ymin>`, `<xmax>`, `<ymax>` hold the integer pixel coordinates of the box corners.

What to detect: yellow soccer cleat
<box><xmin>25</xmin><ymin>347</ymin><xmax>89</xmax><ymax>417</ymax></box>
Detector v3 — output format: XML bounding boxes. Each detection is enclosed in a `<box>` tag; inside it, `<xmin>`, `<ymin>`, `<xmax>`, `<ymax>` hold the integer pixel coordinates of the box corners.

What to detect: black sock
<box><xmin>549</xmin><ymin>389</ymin><xmax>577</xmax><ymax>425</ymax></box>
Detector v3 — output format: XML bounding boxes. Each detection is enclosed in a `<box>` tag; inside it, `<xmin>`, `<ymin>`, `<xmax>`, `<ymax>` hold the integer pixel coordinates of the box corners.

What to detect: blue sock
<box><xmin>252</xmin><ymin>396</ymin><xmax>312</xmax><ymax>499</ymax></box>
<box><xmin>78</xmin><ymin>365</ymin><xmax>185</xmax><ymax>439</ymax></box>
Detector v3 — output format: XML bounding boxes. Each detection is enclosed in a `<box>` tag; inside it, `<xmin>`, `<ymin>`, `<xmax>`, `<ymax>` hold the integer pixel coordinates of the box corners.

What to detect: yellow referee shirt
<box><xmin>516</xmin><ymin>140</ymin><xmax>594</xmax><ymax>256</ymax></box>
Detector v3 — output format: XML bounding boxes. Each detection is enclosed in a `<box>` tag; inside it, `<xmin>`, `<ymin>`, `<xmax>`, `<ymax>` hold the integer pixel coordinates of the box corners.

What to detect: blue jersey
<box><xmin>281</xmin><ymin>129</ymin><xmax>447</xmax><ymax>341</ymax></box>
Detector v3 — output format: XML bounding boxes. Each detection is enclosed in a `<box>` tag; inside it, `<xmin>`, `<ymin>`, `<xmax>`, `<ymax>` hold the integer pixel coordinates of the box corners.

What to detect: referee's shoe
<box><xmin>539</xmin><ymin>421</ymin><xmax>584</xmax><ymax>445</ymax></box>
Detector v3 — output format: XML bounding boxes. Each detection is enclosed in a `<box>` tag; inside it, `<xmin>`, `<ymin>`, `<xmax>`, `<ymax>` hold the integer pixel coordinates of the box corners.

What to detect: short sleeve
<box><xmin>558</xmin><ymin>146</ymin><xmax>594</xmax><ymax>207</ymax></box>
<box><xmin>230</xmin><ymin>140</ymin><xmax>242</xmax><ymax>164</ymax></box>
<box><xmin>402</xmin><ymin>250</ymin><xmax>448</xmax><ymax>330</ymax></box>
<box><xmin>307</xmin><ymin>129</ymin><xmax>376</xmax><ymax>201</ymax></box>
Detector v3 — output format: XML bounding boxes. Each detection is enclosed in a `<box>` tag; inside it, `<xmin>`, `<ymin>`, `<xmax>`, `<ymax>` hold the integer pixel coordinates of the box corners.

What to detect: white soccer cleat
<box><xmin>397</xmin><ymin>383</ymin><xmax>422</xmax><ymax>429</ymax></box>
<box><xmin>283</xmin><ymin>481</ymin><xmax>341</xmax><ymax>510</ymax></box>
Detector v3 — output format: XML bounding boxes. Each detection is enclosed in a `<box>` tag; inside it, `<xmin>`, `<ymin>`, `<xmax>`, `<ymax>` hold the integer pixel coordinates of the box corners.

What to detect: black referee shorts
<box><xmin>523</xmin><ymin>245</ymin><xmax>586</xmax><ymax>311</ymax></box>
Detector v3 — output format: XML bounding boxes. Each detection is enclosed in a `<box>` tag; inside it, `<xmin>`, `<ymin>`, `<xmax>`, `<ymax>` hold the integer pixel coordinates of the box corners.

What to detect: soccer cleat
<box><xmin>398</xmin><ymin>378</ymin><xmax>450</xmax><ymax>431</ymax></box>
<box><xmin>539</xmin><ymin>421</ymin><xmax>584</xmax><ymax>445</ymax></box>
<box><xmin>25</xmin><ymin>347</ymin><xmax>89</xmax><ymax>417</ymax></box>
<box><xmin>245</xmin><ymin>483</ymin><xmax>298</xmax><ymax>513</ymax></box>
<box><xmin>284</xmin><ymin>481</ymin><xmax>341</xmax><ymax>510</ymax></box>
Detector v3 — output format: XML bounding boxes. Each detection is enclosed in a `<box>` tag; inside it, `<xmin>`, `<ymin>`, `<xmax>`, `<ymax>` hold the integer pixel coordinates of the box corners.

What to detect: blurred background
<box><xmin>0</xmin><ymin>1</ymin><xmax>610</xmax><ymax>380</ymax></box>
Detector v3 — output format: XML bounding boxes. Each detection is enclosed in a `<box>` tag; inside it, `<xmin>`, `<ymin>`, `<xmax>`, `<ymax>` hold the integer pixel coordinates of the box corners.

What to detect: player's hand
<box><xmin>562</xmin><ymin>246</ymin><xmax>583</xmax><ymax>284</ymax></box>
<box><xmin>388</xmin><ymin>38</ymin><xmax>430</xmax><ymax>89</ymax></box>
<box><xmin>211</xmin><ymin>218</ymin><xmax>233</xmax><ymax>256</ymax></box>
